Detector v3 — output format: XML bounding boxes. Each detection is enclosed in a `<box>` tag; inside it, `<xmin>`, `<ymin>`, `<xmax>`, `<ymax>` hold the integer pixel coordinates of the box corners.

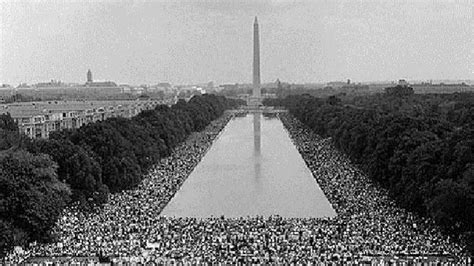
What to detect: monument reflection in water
<box><xmin>160</xmin><ymin>113</ymin><xmax>336</xmax><ymax>218</ymax></box>
<box><xmin>253</xmin><ymin>112</ymin><xmax>261</xmax><ymax>178</ymax></box>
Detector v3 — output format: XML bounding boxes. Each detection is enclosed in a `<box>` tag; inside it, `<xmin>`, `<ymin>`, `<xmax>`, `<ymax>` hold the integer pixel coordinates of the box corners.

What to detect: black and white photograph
<box><xmin>0</xmin><ymin>0</ymin><xmax>473</xmax><ymax>264</ymax></box>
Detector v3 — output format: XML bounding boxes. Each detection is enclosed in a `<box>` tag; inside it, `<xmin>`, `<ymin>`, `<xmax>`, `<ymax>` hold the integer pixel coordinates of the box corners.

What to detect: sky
<box><xmin>0</xmin><ymin>0</ymin><xmax>472</xmax><ymax>85</ymax></box>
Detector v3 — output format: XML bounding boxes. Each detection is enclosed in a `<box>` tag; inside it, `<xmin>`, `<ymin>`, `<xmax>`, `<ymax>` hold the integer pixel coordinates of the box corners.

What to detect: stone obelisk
<box><xmin>252</xmin><ymin>16</ymin><xmax>261</xmax><ymax>101</ymax></box>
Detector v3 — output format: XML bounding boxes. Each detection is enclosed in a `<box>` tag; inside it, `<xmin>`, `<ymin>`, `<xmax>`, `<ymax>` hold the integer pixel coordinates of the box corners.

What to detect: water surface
<box><xmin>160</xmin><ymin>113</ymin><xmax>336</xmax><ymax>218</ymax></box>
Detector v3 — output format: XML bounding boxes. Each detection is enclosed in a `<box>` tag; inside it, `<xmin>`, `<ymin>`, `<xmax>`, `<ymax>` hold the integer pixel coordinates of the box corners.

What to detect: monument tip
<box><xmin>254</xmin><ymin>16</ymin><xmax>258</xmax><ymax>24</ymax></box>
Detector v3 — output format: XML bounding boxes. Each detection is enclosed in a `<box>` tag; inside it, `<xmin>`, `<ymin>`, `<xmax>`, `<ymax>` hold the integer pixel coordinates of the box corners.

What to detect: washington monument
<box><xmin>252</xmin><ymin>16</ymin><xmax>261</xmax><ymax>99</ymax></box>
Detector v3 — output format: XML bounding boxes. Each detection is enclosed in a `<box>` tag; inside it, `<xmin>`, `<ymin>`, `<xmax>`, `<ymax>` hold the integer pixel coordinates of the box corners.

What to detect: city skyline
<box><xmin>1</xmin><ymin>0</ymin><xmax>472</xmax><ymax>85</ymax></box>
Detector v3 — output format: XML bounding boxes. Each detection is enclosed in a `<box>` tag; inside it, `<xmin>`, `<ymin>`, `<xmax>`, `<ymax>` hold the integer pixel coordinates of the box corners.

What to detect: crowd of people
<box><xmin>5</xmin><ymin>112</ymin><xmax>469</xmax><ymax>264</ymax></box>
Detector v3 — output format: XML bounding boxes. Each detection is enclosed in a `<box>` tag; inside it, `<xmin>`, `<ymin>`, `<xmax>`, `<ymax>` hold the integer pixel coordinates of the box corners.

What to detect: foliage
<box><xmin>266</xmin><ymin>92</ymin><xmax>474</xmax><ymax>251</ymax></box>
<box><xmin>0</xmin><ymin>150</ymin><xmax>71</xmax><ymax>256</ymax></box>
<box><xmin>26</xmin><ymin>139</ymin><xmax>108</xmax><ymax>208</ymax></box>
<box><xmin>47</xmin><ymin>94</ymin><xmax>239</xmax><ymax>194</ymax></box>
<box><xmin>0</xmin><ymin>94</ymin><xmax>240</xmax><ymax>257</ymax></box>
<box><xmin>0</xmin><ymin>113</ymin><xmax>20</xmax><ymax>150</ymax></box>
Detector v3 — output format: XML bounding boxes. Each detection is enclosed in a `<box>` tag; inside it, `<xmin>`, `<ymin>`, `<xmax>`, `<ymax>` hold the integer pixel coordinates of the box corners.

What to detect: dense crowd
<box><xmin>6</xmin><ymin>112</ymin><xmax>468</xmax><ymax>264</ymax></box>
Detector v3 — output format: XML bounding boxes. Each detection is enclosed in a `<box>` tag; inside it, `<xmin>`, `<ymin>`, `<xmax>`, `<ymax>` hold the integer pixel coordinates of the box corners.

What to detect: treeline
<box><xmin>265</xmin><ymin>91</ymin><xmax>473</xmax><ymax>250</ymax></box>
<box><xmin>345</xmin><ymin>91</ymin><xmax>474</xmax><ymax>126</ymax></box>
<box><xmin>0</xmin><ymin>94</ymin><xmax>242</xmax><ymax>257</ymax></box>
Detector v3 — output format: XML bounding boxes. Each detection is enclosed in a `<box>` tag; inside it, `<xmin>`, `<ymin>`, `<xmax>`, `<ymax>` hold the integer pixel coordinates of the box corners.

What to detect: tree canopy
<box><xmin>0</xmin><ymin>150</ymin><xmax>70</xmax><ymax>257</ymax></box>
<box><xmin>0</xmin><ymin>94</ymin><xmax>242</xmax><ymax>256</ymax></box>
<box><xmin>265</xmin><ymin>92</ymin><xmax>474</xmax><ymax>251</ymax></box>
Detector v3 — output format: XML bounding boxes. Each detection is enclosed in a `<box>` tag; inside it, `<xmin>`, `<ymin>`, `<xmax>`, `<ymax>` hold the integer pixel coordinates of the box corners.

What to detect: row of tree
<box><xmin>0</xmin><ymin>94</ymin><xmax>241</xmax><ymax>257</ymax></box>
<box><xmin>265</xmin><ymin>91</ymin><xmax>473</xmax><ymax>251</ymax></box>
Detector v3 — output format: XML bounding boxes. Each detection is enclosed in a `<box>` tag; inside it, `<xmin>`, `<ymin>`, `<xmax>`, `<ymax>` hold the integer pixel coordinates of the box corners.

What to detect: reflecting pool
<box><xmin>160</xmin><ymin>113</ymin><xmax>336</xmax><ymax>218</ymax></box>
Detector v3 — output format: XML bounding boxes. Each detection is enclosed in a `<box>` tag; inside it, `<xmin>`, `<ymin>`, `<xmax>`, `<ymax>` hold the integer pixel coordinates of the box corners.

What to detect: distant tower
<box><xmin>87</xmin><ymin>69</ymin><xmax>93</xmax><ymax>83</ymax></box>
<box><xmin>253</xmin><ymin>16</ymin><xmax>261</xmax><ymax>98</ymax></box>
<box><xmin>276</xmin><ymin>79</ymin><xmax>282</xmax><ymax>90</ymax></box>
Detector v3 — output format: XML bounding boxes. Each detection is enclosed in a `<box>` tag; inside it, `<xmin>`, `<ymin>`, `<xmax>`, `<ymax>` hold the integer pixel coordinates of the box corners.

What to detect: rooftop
<box><xmin>0</xmin><ymin>100</ymin><xmax>158</xmax><ymax>118</ymax></box>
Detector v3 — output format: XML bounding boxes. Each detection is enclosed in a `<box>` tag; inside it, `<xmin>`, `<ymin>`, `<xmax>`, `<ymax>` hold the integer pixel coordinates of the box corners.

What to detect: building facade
<box><xmin>2</xmin><ymin>100</ymin><xmax>165</xmax><ymax>139</ymax></box>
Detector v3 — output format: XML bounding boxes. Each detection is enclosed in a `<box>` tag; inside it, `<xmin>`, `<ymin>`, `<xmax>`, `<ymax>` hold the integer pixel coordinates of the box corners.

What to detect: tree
<box><xmin>0</xmin><ymin>113</ymin><xmax>17</xmax><ymax>131</ymax></box>
<box><xmin>0</xmin><ymin>150</ymin><xmax>70</xmax><ymax>255</ymax></box>
<box><xmin>26</xmin><ymin>139</ymin><xmax>108</xmax><ymax>208</ymax></box>
<box><xmin>67</xmin><ymin>121</ymin><xmax>141</xmax><ymax>192</ymax></box>
<box><xmin>326</xmin><ymin>95</ymin><xmax>341</xmax><ymax>106</ymax></box>
<box><xmin>267</xmin><ymin>93</ymin><xmax>474</xmax><ymax>241</ymax></box>
<box><xmin>0</xmin><ymin>113</ymin><xmax>20</xmax><ymax>151</ymax></box>
<box><xmin>0</xmin><ymin>94</ymin><xmax>242</xmax><ymax>257</ymax></box>
<box><xmin>428</xmin><ymin>179</ymin><xmax>473</xmax><ymax>233</ymax></box>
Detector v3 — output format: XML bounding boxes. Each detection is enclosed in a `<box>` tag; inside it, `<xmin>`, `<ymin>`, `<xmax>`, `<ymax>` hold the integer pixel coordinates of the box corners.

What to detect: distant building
<box><xmin>219</xmin><ymin>84</ymin><xmax>239</xmax><ymax>90</ymax></box>
<box><xmin>398</xmin><ymin>79</ymin><xmax>409</xmax><ymax>86</ymax></box>
<box><xmin>85</xmin><ymin>81</ymin><xmax>118</xmax><ymax>87</ymax></box>
<box><xmin>156</xmin><ymin>82</ymin><xmax>171</xmax><ymax>88</ymax></box>
<box><xmin>326</xmin><ymin>79</ymin><xmax>369</xmax><ymax>91</ymax></box>
<box><xmin>326</xmin><ymin>81</ymin><xmax>347</xmax><ymax>88</ymax></box>
<box><xmin>34</xmin><ymin>79</ymin><xmax>63</xmax><ymax>88</ymax></box>
<box><xmin>84</xmin><ymin>69</ymin><xmax>117</xmax><ymax>87</ymax></box>
<box><xmin>132</xmin><ymin>87</ymin><xmax>145</xmax><ymax>95</ymax></box>
<box><xmin>154</xmin><ymin>83</ymin><xmax>172</xmax><ymax>92</ymax></box>
<box><xmin>412</xmin><ymin>82</ymin><xmax>473</xmax><ymax>94</ymax></box>
<box><xmin>1</xmin><ymin>100</ymin><xmax>165</xmax><ymax>138</ymax></box>
<box><xmin>341</xmin><ymin>82</ymin><xmax>369</xmax><ymax>90</ymax></box>
<box><xmin>17</xmin><ymin>83</ymin><xmax>31</xmax><ymax>88</ymax></box>
<box><xmin>87</xmin><ymin>69</ymin><xmax>93</xmax><ymax>83</ymax></box>
<box><xmin>262</xmin><ymin>93</ymin><xmax>277</xmax><ymax>99</ymax></box>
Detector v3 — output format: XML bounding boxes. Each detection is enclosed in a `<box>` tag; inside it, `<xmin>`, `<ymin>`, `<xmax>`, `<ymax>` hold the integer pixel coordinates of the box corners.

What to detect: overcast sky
<box><xmin>0</xmin><ymin>0</ymin><xmax>472</xmax><ymax>85</ymax></box>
